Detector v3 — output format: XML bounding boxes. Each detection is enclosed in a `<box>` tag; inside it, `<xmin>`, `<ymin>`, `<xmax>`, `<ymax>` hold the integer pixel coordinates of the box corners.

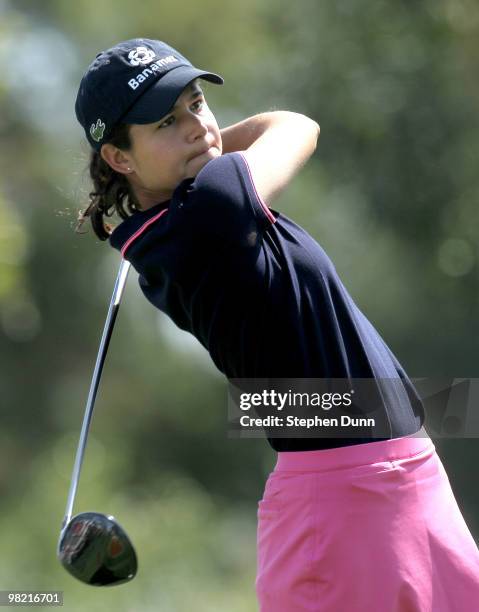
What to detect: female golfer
<box><xmin>74</xmin><ymin>38</ymin><xmax>479</xmax><ymax>610</ymax></box>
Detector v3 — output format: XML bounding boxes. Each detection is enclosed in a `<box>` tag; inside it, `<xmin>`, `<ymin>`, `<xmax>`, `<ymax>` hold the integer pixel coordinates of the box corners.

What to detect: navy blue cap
<box><xmin>75</xmin><ymin>38</ymin><xmax>224</xmax><ymax>151</ymax></box>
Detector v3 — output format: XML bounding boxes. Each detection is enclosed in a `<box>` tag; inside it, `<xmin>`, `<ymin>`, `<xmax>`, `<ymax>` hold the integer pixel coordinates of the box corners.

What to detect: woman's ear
<box><xmin>100</xmin><ymin>143</ymin><xmax>133</xmax><ymax>175</ymax></box>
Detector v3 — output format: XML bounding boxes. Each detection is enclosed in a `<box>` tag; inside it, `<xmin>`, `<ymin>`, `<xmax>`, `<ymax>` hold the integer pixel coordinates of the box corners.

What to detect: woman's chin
<box><xmin>187</xmin><ymin>147</ymin><xmax>220</xmax><ymax>175</ymax></box>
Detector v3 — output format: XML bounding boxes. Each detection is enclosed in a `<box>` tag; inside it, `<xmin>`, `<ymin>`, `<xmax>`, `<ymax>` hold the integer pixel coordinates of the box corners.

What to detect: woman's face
<box><xmin>123</xmin><ymin>80</ymin><xmax>222</xmax><ymax>209</ymax></box>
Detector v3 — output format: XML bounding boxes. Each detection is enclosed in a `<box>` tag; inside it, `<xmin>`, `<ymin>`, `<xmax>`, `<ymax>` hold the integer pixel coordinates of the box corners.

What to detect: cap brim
<box><xmin>120</xmin><ymin>66</ymin><xmax>223</xmax><ymax>125</ymax></box>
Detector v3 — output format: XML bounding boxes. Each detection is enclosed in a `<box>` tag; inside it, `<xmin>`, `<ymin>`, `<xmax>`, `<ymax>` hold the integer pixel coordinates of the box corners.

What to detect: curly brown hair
<box><xmin>75</xmin><ymin>123</ymin><xmax>139</xmax><ymax>241</ymax></box>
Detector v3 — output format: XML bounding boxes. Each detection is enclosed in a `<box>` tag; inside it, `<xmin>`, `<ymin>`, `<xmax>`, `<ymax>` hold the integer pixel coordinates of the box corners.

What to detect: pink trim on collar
<box><xmin>120</xmin><ymin>208</ymin><xmax>168</xmax><ymax>257</ymax></box>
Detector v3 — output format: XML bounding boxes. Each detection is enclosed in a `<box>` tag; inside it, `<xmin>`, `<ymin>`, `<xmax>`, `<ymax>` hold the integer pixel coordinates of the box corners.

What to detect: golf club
<box><xmin>57</xmin><ymin>258</ymin><xmax>138</xmax><ymax>587</ymax></box>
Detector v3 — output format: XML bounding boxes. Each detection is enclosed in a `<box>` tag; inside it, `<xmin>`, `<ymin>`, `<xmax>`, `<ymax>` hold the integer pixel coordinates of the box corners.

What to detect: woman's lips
<box><xmin>190</xmin><ymin>145</ymin><xmax>213</xmax><ymax>160</ymax></box>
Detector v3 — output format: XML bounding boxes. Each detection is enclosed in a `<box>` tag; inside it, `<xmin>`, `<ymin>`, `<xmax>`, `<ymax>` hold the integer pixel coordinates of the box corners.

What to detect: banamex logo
<box><xmin>128</xmin><ymin>47</ymin><xmax>156</xmax><ymax>67</ymax></box>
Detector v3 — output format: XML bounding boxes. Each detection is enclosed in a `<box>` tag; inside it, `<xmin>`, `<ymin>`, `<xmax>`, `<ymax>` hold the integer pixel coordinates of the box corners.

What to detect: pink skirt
<box><xmin>256</xmin><ymin>429</ymin><xmax>479</xmax><ymax>611</ymax></box>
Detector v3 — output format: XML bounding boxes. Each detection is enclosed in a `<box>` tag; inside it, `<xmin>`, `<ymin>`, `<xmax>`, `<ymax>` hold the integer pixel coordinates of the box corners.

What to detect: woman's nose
<box><xmin>186</xmin><ymin>113</ymin><xmax>208</xmax><ymax>142</ymax></box>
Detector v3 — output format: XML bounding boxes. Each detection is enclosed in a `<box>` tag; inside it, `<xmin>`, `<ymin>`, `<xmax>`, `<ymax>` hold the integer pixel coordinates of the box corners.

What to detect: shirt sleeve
<box><xmin>181</xmin><ymin>151</ymin><xmax>276</xmax><ymax>247</ymax></box>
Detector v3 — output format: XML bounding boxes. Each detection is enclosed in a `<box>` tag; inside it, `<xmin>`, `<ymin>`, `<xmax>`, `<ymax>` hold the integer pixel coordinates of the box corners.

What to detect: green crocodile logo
<box><xmin>90</xmin><ymin>118</ymin><xmax>106</xmax><ymax>142</ymax></box>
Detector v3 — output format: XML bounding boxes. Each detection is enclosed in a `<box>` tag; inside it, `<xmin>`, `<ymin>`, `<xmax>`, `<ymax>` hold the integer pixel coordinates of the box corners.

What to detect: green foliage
<box><xmin>0</xmin><ymin>439</ymin><xmax>258</xmax><ymax>610</ymax></box>
<box><xmin>1</xmin><ymin>0</ymin><xmax>478</xmax><ymax>607</ymax></box>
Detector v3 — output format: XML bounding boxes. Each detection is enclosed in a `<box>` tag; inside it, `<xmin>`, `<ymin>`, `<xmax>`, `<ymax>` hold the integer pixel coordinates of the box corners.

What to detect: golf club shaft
<box><xmin>61</xmin><ymin>258</ymin><xmax>131</xmax><ymax>530</ymax></box>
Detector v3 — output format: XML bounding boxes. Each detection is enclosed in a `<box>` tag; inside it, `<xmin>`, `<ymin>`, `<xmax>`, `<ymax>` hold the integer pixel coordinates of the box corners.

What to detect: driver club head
<box><xmin>58</xmin><ymin>512</ymin><xmax>137</xmax><ymax>586</ymax></box>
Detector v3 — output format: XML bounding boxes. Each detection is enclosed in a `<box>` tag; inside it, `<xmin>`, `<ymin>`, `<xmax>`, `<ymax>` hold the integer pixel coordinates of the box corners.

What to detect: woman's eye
<box><xmin>158</xmin><ymin>99</ymin><xmax>205</xmax><ymax>129</ymax></box>
<box><xmin>158</xmin><ymin>116</ymin><xmax>174</xmax><ymax>129</ymax></box>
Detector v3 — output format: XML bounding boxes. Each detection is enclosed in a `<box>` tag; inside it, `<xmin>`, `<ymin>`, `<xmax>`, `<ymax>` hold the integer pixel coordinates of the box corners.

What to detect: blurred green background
<box><xmin>1</xmin><ymin>0</ymin><xmax>478</xmax><ymax>610</ymax></box>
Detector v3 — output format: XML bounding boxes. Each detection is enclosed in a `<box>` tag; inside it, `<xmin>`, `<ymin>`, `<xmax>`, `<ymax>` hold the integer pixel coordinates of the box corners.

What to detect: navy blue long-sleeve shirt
<box><xmin>109</xmin><ymin>152</ymin><xmax>424</xmax><ymax>451</ymax></box>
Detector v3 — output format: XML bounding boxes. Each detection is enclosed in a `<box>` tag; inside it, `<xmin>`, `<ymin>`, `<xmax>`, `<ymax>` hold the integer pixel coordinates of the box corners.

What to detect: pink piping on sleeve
<box><xmin>120</xmin><ymin>208</ymin><xmax>168</xmax><ymax>257</ymax></box>
<box><xmin>237</xmin><ymin>151</ymin><xmax>276</xmax><ymax>224</ymax></box>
